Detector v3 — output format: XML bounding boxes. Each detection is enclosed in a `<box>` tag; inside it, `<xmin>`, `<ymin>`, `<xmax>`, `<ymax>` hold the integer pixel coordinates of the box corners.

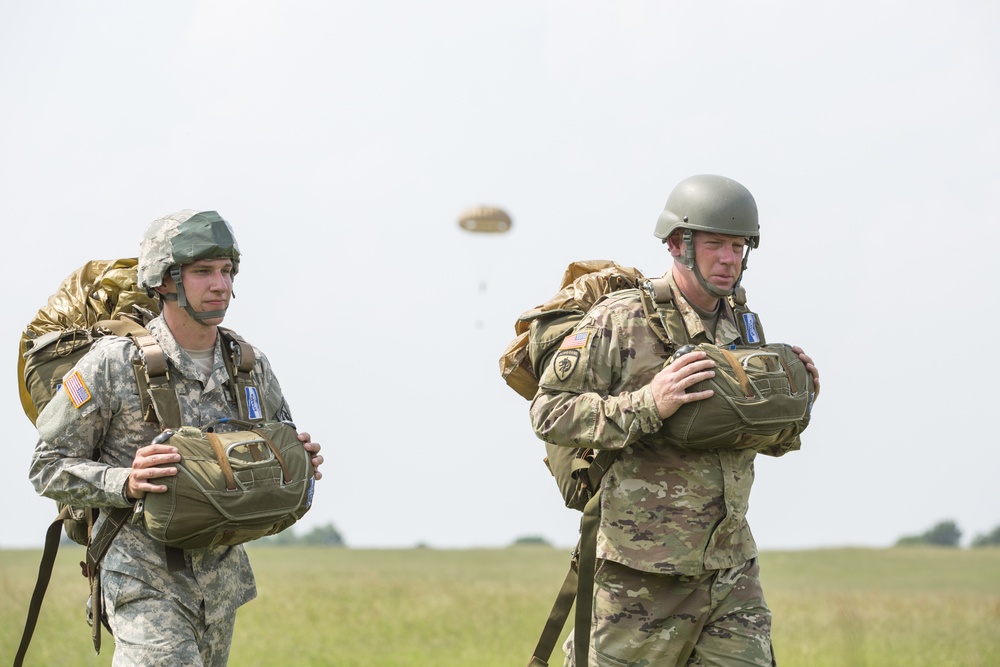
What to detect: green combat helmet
<box><xmin>137</xmin><ymin>209</ymin><xmax>241</xmax><ymax>323</ymax></box>
<box><xmin>653</xmin><ymin>174</ymin><xmax>760</xmax><ymax>298</ymax></box>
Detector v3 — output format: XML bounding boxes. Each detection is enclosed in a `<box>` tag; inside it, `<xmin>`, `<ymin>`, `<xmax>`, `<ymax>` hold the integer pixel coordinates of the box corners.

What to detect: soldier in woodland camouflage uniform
<box><xmin>30</xmin><ymin>210</ymin><xmax>324</xmax><ymax>667</ymax></box>
<box><xmin>530</xmin><ymin>175</ymin><xmax>820</xmax><ymax>666</ymax></box>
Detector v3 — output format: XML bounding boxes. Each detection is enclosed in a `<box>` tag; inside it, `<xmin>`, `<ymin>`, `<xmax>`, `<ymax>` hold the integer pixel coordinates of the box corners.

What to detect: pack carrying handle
<box><xmin>203</xmin><ymin>419</ymin><xmax>296</xmax><ymax>486</ymax></box>
<box><xmin>205</xmin><ymin>432</ymin><xmax>239</xmax><ymax>491</ymax></box>
<box><xmin>718</xmin><ymin>348</ymin><xmax>755</xmax><ymax>399</ymax></box>
<box><xmin>718</xmin><ymin>346</ymin><xmax>798</xmax><ymax>400</ymax></box>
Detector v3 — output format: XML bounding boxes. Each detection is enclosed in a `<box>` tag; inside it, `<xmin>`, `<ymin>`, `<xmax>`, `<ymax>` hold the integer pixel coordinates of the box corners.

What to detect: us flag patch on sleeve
<box><xmin>63</xmin><ymin>371</ymin><xmax>92</xmax><ymax>409</ymax></box>
<box><xmin>559</xmin><ymin>332</ymin><xmax>590</xmax><ymax>350</ymax></box>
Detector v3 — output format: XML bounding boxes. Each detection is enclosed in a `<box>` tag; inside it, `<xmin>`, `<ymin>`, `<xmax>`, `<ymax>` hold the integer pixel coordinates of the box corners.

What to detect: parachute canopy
<box><xmin>458</xmin><ymin>205</ymin><xmax>511</xmax><ymax>233</ymax></box>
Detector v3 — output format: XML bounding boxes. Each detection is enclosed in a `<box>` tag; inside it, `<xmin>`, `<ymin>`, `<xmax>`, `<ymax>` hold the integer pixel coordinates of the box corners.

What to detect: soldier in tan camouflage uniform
<box><xmin>531</xmin><ymin>175</ymin><xmax>819</xmax><ymax>666</ymax></box>
<box><xmin>30</xmin><ymin>210</ymin><xmax>324</xmax><ymax>667</ymax></box>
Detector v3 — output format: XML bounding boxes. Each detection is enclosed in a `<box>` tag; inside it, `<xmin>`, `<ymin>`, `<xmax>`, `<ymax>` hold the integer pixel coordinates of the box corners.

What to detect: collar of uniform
<box><xmin>662</xmin><ymin>272</ymin><xmax>740</xmax><ymax>346</ymax></box>
<box><xmin>146</xmin><ymin>316</ymin><xmax>227</xmax><ymax>390</ymax></box>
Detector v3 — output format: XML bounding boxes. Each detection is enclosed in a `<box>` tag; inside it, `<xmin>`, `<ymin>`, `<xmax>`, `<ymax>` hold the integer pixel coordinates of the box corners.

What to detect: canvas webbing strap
<box><xmin>132</xmin><ymin>331</ymin><xmax>180</xmax><ymax>428</ymax></box>
<box><xmin>219</xmin><ymin>328</ymin><xmax>258</xmax><ymax>421</ymax></box>
<box><xmin>85</xmin><ymin>508</ymin><xmax>131</xmax><ymax>573</ymax></box>
<box><xmin>12</xmin><ymin>504</ymin><xmax>131</xmax><ymax>664</ymax></box>
<box><xmin>527</xmin><ymin>562</ymin><xmax>577</xmax><ymax>666</ymax></box>
<box><xmin>94</xmin><ymin>318</ymin><xmax>176</xmax><ymax>426</ymax></box>
<box><xmin>127</xmin><ymin>325</ymin><xmax>259</xmax><ymax>427</ymax></box>
<box><xmin>641</xmin><ymin>277</ymin><xmax>686</xmax><ymax>346</ymax></box>
<box><xmin>526</xmin><ymin>504</ymin><xmax>604</xmax><ymax>667</ymax></box>
<box><xmin>573</xmin><ymin>490</ymin><xmax>602</xmax><ymax>667</ymax></box>
<box><xmin>527</xmin><ymin>451</ymin><xmax>614</xmax><ymax>667</ymax></box>
<box><xmin>84</xmin><ymin>505</ymin><xmax>133</xmax><ymax>653</ymax></box>
<box><xmin>12</xmin><ymin>506</ymin><xmax>73</xmax><ymax>667</ymax></box>
<box><xmin>89</xmin><ymin>568</ymin><xmax>103</xmax><ymax>654</ymax></box>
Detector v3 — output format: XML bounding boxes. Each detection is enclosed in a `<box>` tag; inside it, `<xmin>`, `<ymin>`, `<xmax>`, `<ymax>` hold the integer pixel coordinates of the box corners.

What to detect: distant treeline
<box><xmin>896</xmin><ymin>520</ymin><xmax>1000</xmax><ymax>548</ymax></box>
<box><xmin>256</xmin><ymin>522</ymin><xmax>345</xmax><ymax>547</ymax></box>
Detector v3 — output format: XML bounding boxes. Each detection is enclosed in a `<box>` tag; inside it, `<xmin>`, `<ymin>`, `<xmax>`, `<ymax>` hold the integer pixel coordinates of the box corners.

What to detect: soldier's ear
<box><xmin>666</xmin><ymin>231</ymin><xmax>684</xmax><ymax>258</ymax></box>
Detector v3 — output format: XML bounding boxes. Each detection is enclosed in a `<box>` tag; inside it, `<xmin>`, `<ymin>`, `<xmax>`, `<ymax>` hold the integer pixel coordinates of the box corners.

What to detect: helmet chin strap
<box><xmin>164</xmin><ymin>265</ymin><xmax>228</xmax><ymax>324</ymax></box>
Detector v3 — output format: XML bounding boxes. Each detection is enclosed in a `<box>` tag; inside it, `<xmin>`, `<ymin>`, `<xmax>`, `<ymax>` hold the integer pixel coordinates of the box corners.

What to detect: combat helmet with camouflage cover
<box><xmin>137</xmin><ymin>210</ymin><xmax>241</xmax><ymax>323</ymax></box>
<box><xmin>653</xmin><ymin>174</ymin><xmax>759</xmax><ymax>298</ymax></box>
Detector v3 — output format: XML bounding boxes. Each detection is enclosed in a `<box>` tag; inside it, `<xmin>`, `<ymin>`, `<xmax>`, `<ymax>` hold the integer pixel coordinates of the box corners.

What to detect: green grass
<box><xmin>761</xmin><ymin>548</ymin><xmax>1000</xmax><ymax>667</ymax></box>
<box><xmin>2</xmin><ymin>545</ymin><xmax>999</xmax><ymax>666</ymax></box>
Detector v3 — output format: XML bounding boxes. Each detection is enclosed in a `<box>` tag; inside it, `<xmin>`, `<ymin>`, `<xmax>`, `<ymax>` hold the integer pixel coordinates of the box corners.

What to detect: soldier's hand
<box><xmin>649</xmin><ymin>350</ymin><xmax>716</xmax><ymax>419</ymax></box>
<box><xmin>126</xmin><ymin>443</ymin><xmax>180</xmax><ymax>499</ymax></box>
<box><xmin>298</xmin><ymin>432</ymin><xmax>324</xmax><ymax>481</ymax></box>
<box><xmin>792</xmin><ymin>345</ymin><xmax>820</xmax><ymax>400</ymax></box>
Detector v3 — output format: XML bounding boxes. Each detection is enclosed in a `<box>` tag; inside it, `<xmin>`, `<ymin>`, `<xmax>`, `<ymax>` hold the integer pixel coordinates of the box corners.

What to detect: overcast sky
<box><xmin>2</xmin><ymin>1</ymin><xmax>998</xmax><ymax>550</ymax></box>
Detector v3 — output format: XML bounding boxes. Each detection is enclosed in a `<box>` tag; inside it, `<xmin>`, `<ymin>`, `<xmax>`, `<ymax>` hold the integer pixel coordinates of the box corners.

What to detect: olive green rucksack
<box><xmin>18</xmin><ymin>259</ymin><xmax>161</xmax><ymax>543</ymax></box>
<box><xmin>502</xmin><ymin>261</ymin><xmax>814</xmax><ymax>667</ymax></box>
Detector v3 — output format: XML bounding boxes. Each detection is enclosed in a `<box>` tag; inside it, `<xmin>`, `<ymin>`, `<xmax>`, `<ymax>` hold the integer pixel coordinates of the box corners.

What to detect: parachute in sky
<box><xmin>458</xmin><ymin>205</ymin><xmax>511</xmax><ymax>233</ymax></box>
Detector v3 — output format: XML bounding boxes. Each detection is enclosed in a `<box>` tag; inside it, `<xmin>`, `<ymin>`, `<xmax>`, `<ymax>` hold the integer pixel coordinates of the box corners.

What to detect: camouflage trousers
<box><xmin>564</xmin><ymin>558</ymin><xmax>774</xmax><ymax>667</ymax></box>
<box><xmin>102</xmin><ymin>570</ymin><xmax>236</xmax><ymax>667</ymax></box>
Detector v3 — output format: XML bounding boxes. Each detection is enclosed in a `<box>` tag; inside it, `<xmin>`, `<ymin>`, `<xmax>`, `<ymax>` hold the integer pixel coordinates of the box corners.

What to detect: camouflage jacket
<box><xmin>530</xmin><ymin>270</ymin><xmax>768</xmax><ymax>576</ymax></box>
<box><xmin>30</xmin><ymin>315</ymin><xmax>292</xmax><ymax>624</ymax></box>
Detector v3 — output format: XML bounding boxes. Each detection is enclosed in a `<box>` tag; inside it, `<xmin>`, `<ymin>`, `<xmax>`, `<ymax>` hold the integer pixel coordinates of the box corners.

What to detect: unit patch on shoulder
<box><xmin>553</xmin><ymin>349</ymin><xmax>581</xmax><ymax>382</ymax></box>
<box><xmin>559</xmin><ymin>331</ymin><xmax>590</xmax><ymax>350</ymax></box>
<box><xmin>245</xmin><ymin>386</ymin><xmax>263</xmax><ymax>420</ymax></box>
<box><xmin>63</xmin><ymin>371</ymin><xmax>92</xmax><ymax>409</ymax></box>
<box><xmin>742</xmin><ymin>312</ymin><xmax>761</xmax><ymax>344</ymax></box>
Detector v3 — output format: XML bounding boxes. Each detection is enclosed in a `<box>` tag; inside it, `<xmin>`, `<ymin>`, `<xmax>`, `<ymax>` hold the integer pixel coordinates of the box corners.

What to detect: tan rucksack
<box><xmin>500</xmin><ymin>260</ymin><xmax>646</xmax><ymax>401</ymax></box>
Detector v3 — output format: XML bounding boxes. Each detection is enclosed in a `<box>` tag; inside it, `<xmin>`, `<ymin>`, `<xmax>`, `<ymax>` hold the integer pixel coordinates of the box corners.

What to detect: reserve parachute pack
<box><xmin>636</xmin><ymin>276</ymin><xmax>814</xmax><ymax>453</ymax></box>
<box><xmin>15</xmin><ymin>258</ymin><xmax>314</xmax><ymax>666</ymax></box>
<box><xmin>502</xmin><ymin>260</ymin><xmax>815</xmax><ymax>667</ymax></box>
<box><xmin>139</xmin><ymin>419</ymin><xmax>314</xmax><ymax>549</ymax></box>
<box><xmin>651</xmin><ymin>342</ymin><xmax>813</xmax><ymax>450</ymax></box>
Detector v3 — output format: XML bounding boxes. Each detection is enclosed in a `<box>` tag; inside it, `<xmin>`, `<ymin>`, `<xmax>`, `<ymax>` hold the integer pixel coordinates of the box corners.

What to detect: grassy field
<box><xmin>2</xmin><ymin>545</ymin><xmax>998</xmax><ymax>666</ymax></box>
